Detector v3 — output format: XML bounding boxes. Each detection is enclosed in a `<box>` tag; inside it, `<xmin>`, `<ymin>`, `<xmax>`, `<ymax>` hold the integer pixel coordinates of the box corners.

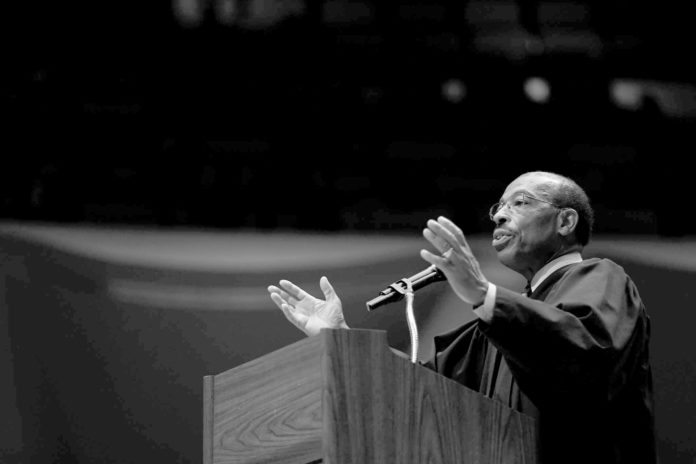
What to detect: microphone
<box><xmin>366</xmin><ymin>265</ymin><xmax>447</xmax><ymax>311</ymax></box>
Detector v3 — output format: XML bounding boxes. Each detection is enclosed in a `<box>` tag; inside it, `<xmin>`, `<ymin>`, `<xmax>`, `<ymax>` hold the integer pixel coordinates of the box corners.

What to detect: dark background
<box><xmin>2</xmin><ymin>0</ymin><xmax>695</xmax><ymax>236</ymax></box>
<box><xmin>2</xmin><ymin>2</ymin><xmax>696</xmax><ymax>463</ymax></box>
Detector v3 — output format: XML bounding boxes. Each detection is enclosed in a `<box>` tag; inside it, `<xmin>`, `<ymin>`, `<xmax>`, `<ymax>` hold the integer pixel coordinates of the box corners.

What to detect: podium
<box><xmin>203</xmin><ymin>329</ymin><xmax>538</xmax><ymax>464</ymax></box>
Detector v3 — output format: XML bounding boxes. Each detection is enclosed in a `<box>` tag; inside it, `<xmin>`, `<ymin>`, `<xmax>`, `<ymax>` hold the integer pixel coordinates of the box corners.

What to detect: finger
<box><xmin>279</xmin><ymin>300</ymin><xmax>308</xmax><ymax>329</ymax></box>
<box><xmin>437</xmin><ymin>216</ymin><xmax>469</xmax><ymax>249</ymax></box>
<box><xmin>279</xmin><ymin>279</ymin><xmax>308</xmax><ymax>301</ymax></box>
<box><xmin>420</xmin><ymin>248</ymin><xmax>449</xmax><ymax>269</ymax></box>
<box><xmin>270</xmin><ymin>291</ymin><xmax>288</xmax><ymax>310</ymax></box>
<box><xmin>271</xmin><ymin>292</ymin><xmax>306</xmax><ymax>327</ymax></box>
<box><xmin>267</xmin><ymin>285</ymin><xmax>284</xmax><ymax>298</ymax></box>
<box><xmin>426</xmin><ymin>219</ymin><xmax>459</xmax><ymax>252</ymax></box>
<box><xmin>270</xmin><ymin>291</ymin><xmax>293</xmax><ymax>307</ymax></box>
<box><xmin>423</xmin><ymin>228</ymin><xmax>450</xmax><ymax>254</ymax></box>
<box><xmin>268</xmin><ymin>286</ymin><xmax>296</xmax><ymax>305</ymax></box>
<box><xmin>274</xmin><ymin>287</ymin><xmax>298</xmax><ymax>305</ymax></box>
<box><xmin>319</xmin><ymin>276</ymin><xmax>337</xmax><ymax>302</ymax></box>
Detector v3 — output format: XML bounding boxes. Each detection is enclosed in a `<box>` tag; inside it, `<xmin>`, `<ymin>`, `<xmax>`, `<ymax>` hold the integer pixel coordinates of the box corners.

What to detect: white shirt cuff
<box><xmin>472</xmin><ymin>283</ymin><xmax>496</xmax><ymax>323</ymax></box>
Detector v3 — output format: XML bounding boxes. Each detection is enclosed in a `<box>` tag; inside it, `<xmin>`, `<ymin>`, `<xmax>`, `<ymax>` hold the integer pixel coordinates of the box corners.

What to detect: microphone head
<box><xmin>365</xmin><ymin>266</ymin><xmax>446</xmax><ymax>311</ymax></box>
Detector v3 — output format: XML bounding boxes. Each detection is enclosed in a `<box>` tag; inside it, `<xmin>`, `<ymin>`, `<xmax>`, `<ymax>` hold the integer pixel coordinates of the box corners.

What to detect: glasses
<box><xmin>489</xmin><ymin>193</ymin><xmax>560</xmax><ymax>221</ymax></box>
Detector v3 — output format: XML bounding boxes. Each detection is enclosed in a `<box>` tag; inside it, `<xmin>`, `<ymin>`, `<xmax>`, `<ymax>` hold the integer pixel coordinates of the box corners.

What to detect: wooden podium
<box><xmin>203</xmin><ymin>329</ymin><xmax>538</xmax><ymax>464</ymax></box>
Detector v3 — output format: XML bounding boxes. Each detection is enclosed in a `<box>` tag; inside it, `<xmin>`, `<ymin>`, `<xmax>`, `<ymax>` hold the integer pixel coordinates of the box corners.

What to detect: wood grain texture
<box><xmin>321</xmin><ymin>329</ymin><xmax>538</xmax><ymax>464</ymax></box>
<box><xmin>206</xmin><ymin>329</ymin><xmax>538</xmax><ymax>464</ymax></box>
<box><xmin>203</xmin><ymin>375</ymin><xmax>214</xmax><ymax>464</ymax></box>
<box><xmin>208</xmin><ymin>334</ymin><xmax>325</xmax><ymax>464</ymax></box>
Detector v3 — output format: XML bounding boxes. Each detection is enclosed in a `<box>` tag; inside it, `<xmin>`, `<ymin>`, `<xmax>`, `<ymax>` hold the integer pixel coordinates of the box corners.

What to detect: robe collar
<box><xmin>529</xmin><ymin>251</ymin><xmax>583</xmax><ymax>293</ymax></box>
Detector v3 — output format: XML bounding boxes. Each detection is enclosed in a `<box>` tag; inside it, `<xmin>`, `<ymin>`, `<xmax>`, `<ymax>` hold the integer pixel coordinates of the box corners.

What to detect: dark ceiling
<box><xmin>2</xmin><ymin>1</ymin><xmax>694</xmax><ymax>236</ymax></box>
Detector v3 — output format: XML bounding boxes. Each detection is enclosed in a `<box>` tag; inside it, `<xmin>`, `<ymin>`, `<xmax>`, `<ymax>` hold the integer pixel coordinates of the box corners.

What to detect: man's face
<box><xmin>490</xmin><ymin>173</ymin><xmax>562</xmax><ymax>277</ymax></box>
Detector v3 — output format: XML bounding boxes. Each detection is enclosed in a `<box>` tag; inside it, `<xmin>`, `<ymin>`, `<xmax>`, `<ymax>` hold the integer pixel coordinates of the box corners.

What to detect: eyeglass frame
<box><xmin>489</xmin><ymin>192</ymin><xmax>562</xmax><ymax>221</ymax></box>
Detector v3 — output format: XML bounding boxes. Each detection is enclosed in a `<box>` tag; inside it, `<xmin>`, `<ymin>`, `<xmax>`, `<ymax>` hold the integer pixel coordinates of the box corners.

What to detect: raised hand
<box><xmin>268</xmin><ymin>276</ymin><xmax>349</xmax><ymax>336</ymax></box>
<box><xmin>420</xmin><ymin>216</ymin><xmax>490</xmax><ymax>306</ymax></box>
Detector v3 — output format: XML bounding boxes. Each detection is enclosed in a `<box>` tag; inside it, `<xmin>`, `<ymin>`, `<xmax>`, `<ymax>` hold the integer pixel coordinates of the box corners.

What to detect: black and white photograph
<box><xmin>2</xmin><ymin>1</ymin><xmax>695</xmax><ymax>463</ymax></box>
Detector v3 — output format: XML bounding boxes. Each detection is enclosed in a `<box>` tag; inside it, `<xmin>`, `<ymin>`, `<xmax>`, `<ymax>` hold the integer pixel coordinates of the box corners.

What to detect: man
<box><xmin>268</xmin><ymin>171</ymin><xmax>656</xmax><ymax>464</ymax></box>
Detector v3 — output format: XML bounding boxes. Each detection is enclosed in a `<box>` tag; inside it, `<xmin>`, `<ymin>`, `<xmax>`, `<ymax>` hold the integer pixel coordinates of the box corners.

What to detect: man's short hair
<box><xmin>544</xmin><ymin>173</ymin><xmax>595</xmax><ymax>246</ymax></box>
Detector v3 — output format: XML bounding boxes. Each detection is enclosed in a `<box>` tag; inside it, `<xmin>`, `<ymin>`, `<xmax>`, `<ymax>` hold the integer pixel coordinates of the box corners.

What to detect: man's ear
<box><xmin>557</xmin><ymin>208</ymin><xmax>579</xmax><ymax>237</ymax></box>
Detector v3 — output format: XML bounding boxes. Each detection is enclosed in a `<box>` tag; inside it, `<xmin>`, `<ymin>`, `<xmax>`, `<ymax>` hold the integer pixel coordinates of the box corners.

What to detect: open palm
<box><xmin>268</xmin><ymin>276</ymin><xmax>348</xmax><ymax>336</ymax></box>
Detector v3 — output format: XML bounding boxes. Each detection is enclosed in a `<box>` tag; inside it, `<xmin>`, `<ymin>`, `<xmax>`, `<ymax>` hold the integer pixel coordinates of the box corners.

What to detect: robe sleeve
<box><xmin>421</xmin><ymin>319</ymin><xmax>483</xmax><ymax>377</ymax></box>
<box><xmin>478</xmin><ymin>258</ymin><xmax>650</xmax><ymax>404</ymax></box>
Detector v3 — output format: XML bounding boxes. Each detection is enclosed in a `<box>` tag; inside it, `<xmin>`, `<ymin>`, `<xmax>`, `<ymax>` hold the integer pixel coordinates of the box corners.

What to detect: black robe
<box><xmin>424</xmin><ymin>258</ymin><xmax>656</xmax><ymax>464</ymax></box>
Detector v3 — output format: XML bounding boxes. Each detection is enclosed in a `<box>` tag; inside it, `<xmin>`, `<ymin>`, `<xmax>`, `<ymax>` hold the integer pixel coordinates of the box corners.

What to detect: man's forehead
<box><xmin>501</xmin><ymin>174</ymin><xmax>559</xmax><ymax>199</ymax></box>
<box><xmin>499</xmin><ymin>188</ymin><xmax>533</xmax><ymax>201</ymax></box>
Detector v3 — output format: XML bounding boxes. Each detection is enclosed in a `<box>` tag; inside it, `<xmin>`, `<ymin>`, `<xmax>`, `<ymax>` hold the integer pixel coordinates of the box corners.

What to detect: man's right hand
<box><xmin>268</xmin><ymin>276</ymin><xmax>349</xmax><ymax>336</ymax></box>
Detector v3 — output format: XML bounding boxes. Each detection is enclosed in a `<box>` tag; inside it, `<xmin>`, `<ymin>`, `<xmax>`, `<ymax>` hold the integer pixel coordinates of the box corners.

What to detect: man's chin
<box><xmin>495</xmin><ymin>247</ymin><xmax>516</xmax><ymax>267</ymax></box>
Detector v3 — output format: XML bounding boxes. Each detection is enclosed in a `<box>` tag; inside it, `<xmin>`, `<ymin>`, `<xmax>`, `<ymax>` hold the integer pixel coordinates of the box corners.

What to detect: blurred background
<box><xmin>2</xmin><ymin>0</ymin><xmax>696</xmax><ymax>463</ymax></box>
<box><xmin>2</xmin><ymin>0</ymin><xmax>696</xmax><ymax>234</ymax></box>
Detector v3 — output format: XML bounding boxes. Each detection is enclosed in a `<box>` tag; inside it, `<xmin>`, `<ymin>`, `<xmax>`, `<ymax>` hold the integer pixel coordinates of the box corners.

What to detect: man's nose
<box><xmin>492</xmin><ymin>210</ymin><xmax>509</xmax><ymax>226</ymax></box>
